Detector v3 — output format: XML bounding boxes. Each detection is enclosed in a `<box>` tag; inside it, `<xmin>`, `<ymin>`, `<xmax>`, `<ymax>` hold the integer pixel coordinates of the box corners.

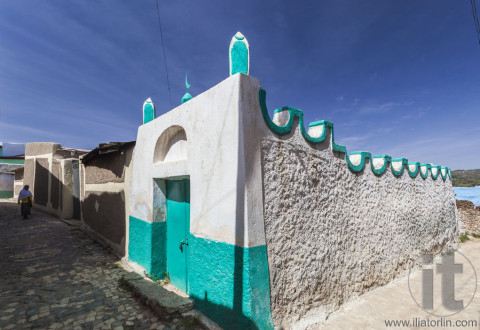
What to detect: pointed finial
<box><xmin>185</xmin><ymin>73</ymin><xmax>191</xmax><ymax>90</ymax></box>
<box><xmin>229</xmin><ymin>31</ymin><xmax>249</xmax><ymax>76</ymax></box>
<box><xmin>182</xmin><ymin>73</ymin><xmax>192</xmax><ymax>104</ymax></box>
<box><xmin>143</xmin><ymin>97</ymin><xmax>155</xmax><ymax>124</ymax></box>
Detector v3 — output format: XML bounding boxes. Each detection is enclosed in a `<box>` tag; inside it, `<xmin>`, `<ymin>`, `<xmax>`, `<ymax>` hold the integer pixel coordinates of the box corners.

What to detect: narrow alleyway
<box><xmin>0</xmin><ymin>201</ymin><xmax>197</xmax><ymax>330</ymax></box>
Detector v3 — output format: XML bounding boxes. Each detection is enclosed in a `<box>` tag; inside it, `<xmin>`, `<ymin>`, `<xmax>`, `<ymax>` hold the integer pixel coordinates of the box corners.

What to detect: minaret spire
<box><xmin>229</xmin><ymin>32</ymin><xmax>250</xmax><ymax>76</ymax></box>
<box><xmin>143</xmin><ymin>98</ymin><xmax>155</xmax><ymax>124</ymax></box>
<box><xmin>181</xmin><ymin>73</ymin><xmax>193</xmax><ymax>104</ymax></box>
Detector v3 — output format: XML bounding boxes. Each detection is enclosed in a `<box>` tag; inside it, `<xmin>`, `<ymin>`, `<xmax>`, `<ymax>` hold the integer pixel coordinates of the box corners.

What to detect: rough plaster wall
<box><xmin>15</xmin><ymin>169</ymin><xmax>24</xmax><ymax>181</ymax></box>
<box><xmin>59</xmin><ymin>166</ymin><xmax>63</xmax><ymax>212</ymax></box>
<box><xmin>23</xmin><ymin>159</ymin><xmax>34</xmax><ymax>188</ymax></box>
<box><xmin>34</xmin><ymin>158</ymin><xmax>49</xmax><ymax>207</ymax></box>
<box><xmin>0</xmin><ymin>173</ymin><xmax>14</xmax><ymax>191</ymax></box>
<box><xmin>85</xmin><ymin>150</ymin><xmax>131</xmax><ymax>184</ymax></box>
<box><xmin>14</xmin><ymin>184</ymin><xmax>23</xmax><ymax>196</ymax></box>
<box><xmin>26</xmin><ymin>142</ymin><xmax>60</xmax><ymax>156</ymax></box>
<box><xmin>51</xmin><ymin>162</ymin><xmax>60</xmax><ymax>210</ymax></box>
<box><xmin>62</xmin><ymin>160</ymin><xmax>74</xmax><ymax>218</ymax></box>
<box><xmin>79</xmin><ymin>164</ymin><xmax>85</xmax><ymax>209</ymax></box>
<box><xmin>0</xmin><ymin>164</ymin><xmax>23</xmax><ymax>173</ymax></box>
<box><xmin>261</xmin><ymin>138</ymin><xmax>457</xmax><ymax>329</ymax></box>
<box><xmin>82</xmin><ymin>191</ymin><xmax>126</xmax><ymax>254</ymax></box>
<box><xmin>81</xmin><ymin>147</ymin><xmax>133</xmax><ymax>256</ymax></box>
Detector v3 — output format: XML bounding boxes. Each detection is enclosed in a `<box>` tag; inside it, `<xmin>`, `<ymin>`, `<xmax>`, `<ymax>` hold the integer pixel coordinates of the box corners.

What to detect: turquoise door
<box><xmin>166</xmin><ymin>180</ymin><xmax>190</xmax><ymax>293</ymax></box>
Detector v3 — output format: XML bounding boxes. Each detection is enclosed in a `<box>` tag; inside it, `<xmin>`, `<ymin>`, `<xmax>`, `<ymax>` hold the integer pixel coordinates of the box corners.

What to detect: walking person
<box><xmin>17</xmin><ymin>185</ymin><xmax>33</xmax><ymax>219</ymax></box>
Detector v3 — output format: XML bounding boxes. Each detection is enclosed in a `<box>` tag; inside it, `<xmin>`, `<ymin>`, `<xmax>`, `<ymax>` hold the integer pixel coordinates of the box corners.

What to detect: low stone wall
<box><xmin>457</xmin><ymin>200</ymin><xmax>480</xmax><ymax>234</ymax></box>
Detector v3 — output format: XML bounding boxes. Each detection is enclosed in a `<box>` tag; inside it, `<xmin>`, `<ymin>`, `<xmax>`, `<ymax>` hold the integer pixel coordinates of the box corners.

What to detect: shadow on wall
<box><xmin>27</xmin><ymin>157</ymin><xmax>80</xmax><ymax>219</ymax></box>
<box><xmin>26</xmin><ymin>156</ymin><xmax>128</xmax><ymax>256</ymax></box>
<box><xmin>34</xmin><ymin>158</ymin><xmax>49</xmax><ymax>207</ymax></box>
<box><xmin>192</xmin><ymin>288</ymin><xmax>258</xmax><ymax>330</ymax></box>
<box><xmin>186</xmin><ymin>235</ymin><xmax>270</xmax><ymax>329</ymax></box>
<box><xmin>82</xmin><ymin>191</ymin><xmax>126</xmax><ymax>256</ymax></box>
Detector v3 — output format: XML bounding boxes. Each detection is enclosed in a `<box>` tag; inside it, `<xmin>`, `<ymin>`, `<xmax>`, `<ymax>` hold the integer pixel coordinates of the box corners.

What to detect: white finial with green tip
<box><xmin>229</xmin><ymin>32</ymin><xmax>249</xmax><ymax>76</ymax></box>
<box><xmin>143</xmin><ymin>97</ymin><xmax>155</xmax><ymax>124</ymax></box>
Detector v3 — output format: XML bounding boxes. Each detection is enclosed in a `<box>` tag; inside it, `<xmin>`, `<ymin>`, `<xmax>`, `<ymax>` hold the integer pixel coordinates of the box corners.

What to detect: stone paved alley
<box><xmin>3</xmin><ymin>197</ymin><xmax>480</xmax><ymax>330</ymax></box>
<box><xmin>0</xmin><ymin>201</ymin><xmax>201</xmax><ymax>330</ymax></box>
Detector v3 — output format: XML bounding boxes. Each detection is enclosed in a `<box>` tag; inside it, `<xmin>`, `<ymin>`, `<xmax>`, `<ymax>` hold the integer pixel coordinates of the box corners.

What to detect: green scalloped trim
<box><xmin>308</xmin><ymin>120</ymin><xmax>326</xmax><ymax>127</ymax></box>
<box><xmin>390</xmin><ymin>158</ymin><xmax>407</xmax><ymax>176</ymax></box>
<box><xmin>258</xmin><ymin>88</ymin><xmax>450</xmax><ymax>180</ymax></box>
<box><xmin>420</xmin><ymin>164</ymin><xmax>431</xmax><ymax>179</ymax></box>
<box><xmin>431</xmin><ymin>165</ymin><xmax>441</xmax><ymax>180</ymax></box>
<box><xmin>345</xmin><ymin>151</ymin><xmax>370</xmax><ymax>173</ymax></box>
<box><xmin>407</xmin><ymin>162</ymin><xmax>420</xmax><ymax>178</ymax></box>
<box><xmin>440</xmin><ymin>167</ymin><xmax>448</xmax><ymax>180</ymax></box>
<box><xmin>371</xmin><ymin>155</ymin><xmax>392</xmax><ymax>175</ymax></box>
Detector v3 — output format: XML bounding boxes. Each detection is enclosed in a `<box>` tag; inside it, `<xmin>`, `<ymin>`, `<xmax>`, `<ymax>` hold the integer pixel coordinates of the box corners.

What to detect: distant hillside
<box><xmin>451</xmin><ymin>169</ymin><xmax>480</xmax><ymax>187</ymax></box>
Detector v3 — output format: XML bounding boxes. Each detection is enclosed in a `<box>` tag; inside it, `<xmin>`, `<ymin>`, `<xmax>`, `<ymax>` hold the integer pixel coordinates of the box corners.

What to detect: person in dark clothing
<box><xmin>17</xmin><ymin>185</ymin><xmax>33</xmax><ymax>219</ymax></box>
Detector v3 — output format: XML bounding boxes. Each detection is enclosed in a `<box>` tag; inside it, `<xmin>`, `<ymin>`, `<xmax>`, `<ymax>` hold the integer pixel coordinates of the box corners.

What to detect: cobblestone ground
<box><xmin>0</xmin><ymin>201</ymin><xmax>197</xmax><ymax>330</ymax></box>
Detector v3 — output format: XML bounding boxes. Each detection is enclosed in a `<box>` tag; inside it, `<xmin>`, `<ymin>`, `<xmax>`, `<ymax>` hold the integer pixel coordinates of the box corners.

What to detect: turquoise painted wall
<box><xmin>231</xmin><ymin>41</ymin><xmax>248</xmax><ymax>76</ymax></box>
<box><xmin>128</xmin><ymin>216</ymin><xmax>273</xmax><ymax>329</ymax></box>
<box><xmin>187</xmin><ymin>235</ymin><xmax>273</xmax><ymax>330</ymax></box>
<box><xmin>0</xmin><ymin>159</ymin><xmax>25</xmax><ymax>165</ymax></box>
<box><xmin>128</xmin><ymin>216</ymin><xmax>166</xmax><ymax>277</ymax></box>
<box><xmin>0</xmin><ymin>191</ymin><xmax>14</xmax><ymax>198</ymax></box>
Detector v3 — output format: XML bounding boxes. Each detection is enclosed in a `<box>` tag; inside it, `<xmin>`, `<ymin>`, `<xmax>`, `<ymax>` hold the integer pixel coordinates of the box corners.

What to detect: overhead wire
<box><xmin>154</xmin><ymin>0</ymin><xmax>173</xmax><ymax>108</ymax></box>
<box><xmin>470</xmin><ymin>0</ymin><xmax>480</xmax><ymax>45</ymax></box>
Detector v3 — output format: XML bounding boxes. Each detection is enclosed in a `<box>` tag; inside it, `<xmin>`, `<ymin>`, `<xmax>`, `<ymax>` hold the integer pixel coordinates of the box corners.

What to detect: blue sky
<box><xmin>0</xmin><ymin>1</ymin><xmax>479</xmax><ymax>169</ymax></box>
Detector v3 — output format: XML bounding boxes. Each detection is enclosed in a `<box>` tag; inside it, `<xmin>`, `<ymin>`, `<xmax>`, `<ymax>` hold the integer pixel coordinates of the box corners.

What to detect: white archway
<box><xmin>153</xmin><ymin>125</ymin><xmax>187</xmax><ymax>163</ymax></box>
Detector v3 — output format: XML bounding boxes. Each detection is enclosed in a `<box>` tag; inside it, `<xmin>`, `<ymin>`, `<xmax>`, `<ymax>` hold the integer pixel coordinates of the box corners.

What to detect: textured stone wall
<box><xmin>82</xmin><ymin>192</ymin><xmax>126</xmax><ymax>246</ymax></box>
<box><xmin>84</xmin><ymin>151</ymin><xmax>130</xmax><ymax>184</ymax></box>
<box><xmin>261</xmin><ymin>138</ymin><xmax>457</xmax><ymax>328</ymax></box>
<box><xmin>457</xmin><ymin>200</ymin><xmax>480</xmax><ymax>234</ymax></box>
<box><xmin>81</xmin><ymin>146</ymin><xmax>133</xmax><ymax>256</ymax></box>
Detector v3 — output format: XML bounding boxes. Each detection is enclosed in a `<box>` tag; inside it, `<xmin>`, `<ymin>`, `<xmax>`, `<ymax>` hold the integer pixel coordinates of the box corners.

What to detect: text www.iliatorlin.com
<box><xmin>384</xmin><ymin>318</ymin><xmax>478</xmax><ymax>328</ymax></box>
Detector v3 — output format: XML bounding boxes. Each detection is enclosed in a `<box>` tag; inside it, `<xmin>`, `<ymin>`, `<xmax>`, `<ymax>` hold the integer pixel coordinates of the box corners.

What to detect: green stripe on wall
<box><xmin>0</xmin><ymin>159</ymin><xmax>24</xmax><ymax>164</ymax></box>
<box><xmin>187</xmin><ymin>235</ymin><xmax>273</xmax><ymax>330</ymax></box>
<box><xmin>0</xmin><ymin>191</ymin><xmax>14</xmax><ymax>198</ymax></box>
<box><xmin>128</xmin><ymin>216</ymin><xmax>273</xmax><ymax>329</ymax></box>
<box><xmin>128</xmin><ymin>216</ymin><xmax>166</xmax><ymax>277</ymax></box>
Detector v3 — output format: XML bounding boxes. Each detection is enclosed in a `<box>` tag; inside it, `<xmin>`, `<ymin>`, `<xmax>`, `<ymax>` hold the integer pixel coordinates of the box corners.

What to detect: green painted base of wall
<box><xmin>128</xmin><ymin>216</ymin><xmax>273</xmax><ymax>329</ymax></box>
<box><xmin>0</xmin><ymin>191</ymin><xmax>14</xmax><ymax>198</ymax></box>
<box><xmin>0</xmin><ymin>159</ymin><xmax>25</xmax><ymax>164</ymax></box>
<box><xmin>188</xmin><ymin>235</ymin><xmax>273</xmax><ymax>330</ymax></box>
<box><xmin>128</xmin><ymin>216</ymin><xmax>166</xmax><ymax>277</ymax></box>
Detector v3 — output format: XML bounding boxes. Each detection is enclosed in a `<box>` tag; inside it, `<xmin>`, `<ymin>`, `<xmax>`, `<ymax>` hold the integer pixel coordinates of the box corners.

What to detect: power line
<box><xmin>154</xmin><ymin>0</ymin><xmax>173</xmax><ymax>108</ymax></box>
<box><xmin>470</xmin><ymin>0</ymin><xmax>480</xmax><ymax>45</ymax></box>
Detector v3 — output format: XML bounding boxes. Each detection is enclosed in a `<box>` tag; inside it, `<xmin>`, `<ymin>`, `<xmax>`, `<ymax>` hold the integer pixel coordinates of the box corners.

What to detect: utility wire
<box><xmin>154</xmin><ymin>0</ymin><xmax>173</xmax><ymax>108</ymax></box>
<box><xmin>470</xmin><ymin>0</ymin><xmax>480</xmax><ymax>45</ymax></box>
